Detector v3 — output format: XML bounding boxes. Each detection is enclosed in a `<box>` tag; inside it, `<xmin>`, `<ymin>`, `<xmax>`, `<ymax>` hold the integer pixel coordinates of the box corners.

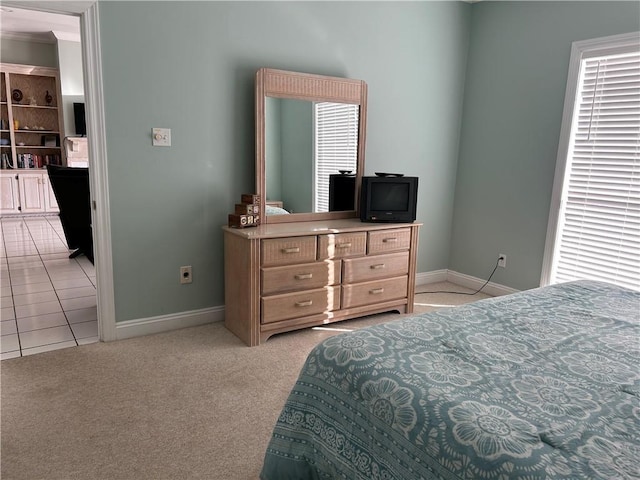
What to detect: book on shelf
<box><xmin>0</xmin><ymin>153</ymin><xmax>62</xmax><ymax>170</ymax></box>
<box><xmin>9</xmin><ymin>153</ymin><xmax>61</xmax><ymax>169</ymax></box>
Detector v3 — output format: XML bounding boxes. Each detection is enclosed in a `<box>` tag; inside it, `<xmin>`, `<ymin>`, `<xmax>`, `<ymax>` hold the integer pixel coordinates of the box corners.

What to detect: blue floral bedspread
<box><xmin>260</xmin><ymin>281</ymin><xmax>640</xmax><ymax>479</ymax></box>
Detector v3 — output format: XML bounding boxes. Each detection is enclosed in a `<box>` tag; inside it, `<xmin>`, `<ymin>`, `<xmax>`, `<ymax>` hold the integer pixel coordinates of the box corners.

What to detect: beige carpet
<box><xmin>1</xmin><ymin>282</ymin><xmax>490</xmax><ymax>480</ymax></box>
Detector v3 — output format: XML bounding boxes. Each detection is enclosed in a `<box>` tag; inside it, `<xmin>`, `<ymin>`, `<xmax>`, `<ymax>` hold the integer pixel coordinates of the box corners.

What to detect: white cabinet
<box><xmin>43</xmin><ymin>175</ymin><xmax>58</xmax><ymax>211</ymax></box>
<box><xmin>0</xmin><ymin>171</ymin><xmax>59</xmax><ymax>215</ymax></box>
<box><xmin>17</xmin><ymin>173</ymin><xmax>45</xmax><ymax>213</ymax></box>
<box><xmin>0</xmin><ymin>173</ymin><xmax>19</xmax><ymax>214</ymax></box>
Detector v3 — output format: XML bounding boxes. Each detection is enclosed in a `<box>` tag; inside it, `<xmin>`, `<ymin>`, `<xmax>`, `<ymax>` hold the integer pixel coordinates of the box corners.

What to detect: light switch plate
<box><xmin>152</xmin><ymin>128</ymin><xmax>171</xmax><ymax>147</ymax></box>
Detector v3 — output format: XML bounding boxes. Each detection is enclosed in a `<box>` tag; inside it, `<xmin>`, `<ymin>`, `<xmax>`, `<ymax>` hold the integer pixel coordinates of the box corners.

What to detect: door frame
<box><xmin>81</xmin><ymin>3</ymin><xmax>115</xmax><ymax>340</ymax></box>
<box><xmin>3</xmin><ymin>1</ymin><xmax>116</xmax><ymax>340</ymax></box>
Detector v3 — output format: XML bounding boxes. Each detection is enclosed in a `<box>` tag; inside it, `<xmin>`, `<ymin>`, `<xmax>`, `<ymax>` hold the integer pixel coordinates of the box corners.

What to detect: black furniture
<box><xmin>46</xmin><ymin>165</ymin><xmax>93</xmax><ymax>264</ymax></box>
<box><xmin>328</xmin><ymin>172</ymin><xmax>356</xmax><ymax>211</ymax></box>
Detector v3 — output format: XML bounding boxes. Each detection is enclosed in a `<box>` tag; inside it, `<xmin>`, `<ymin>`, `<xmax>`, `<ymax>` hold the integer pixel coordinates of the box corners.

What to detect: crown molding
<box><xmin>0</xmin><ymin>30</ymin><xmax>56</xmax><ymax>44</ymax></box>
<box><xmin>52</xmin><ymin>29</ymin><xmax>81</xmax><ymax>43</ymax></box>
<box><xmin>0</xmin><ymin>1</ymin><xmax>92</xmax><ymax>15</ymax></box>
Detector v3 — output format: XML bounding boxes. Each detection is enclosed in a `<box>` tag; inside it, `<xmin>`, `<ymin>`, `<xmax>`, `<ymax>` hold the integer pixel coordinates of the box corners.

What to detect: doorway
<box><xmin>0</xmin><ymin>1</ymin><xmax>115</xmax><ymax>353</ymax></box>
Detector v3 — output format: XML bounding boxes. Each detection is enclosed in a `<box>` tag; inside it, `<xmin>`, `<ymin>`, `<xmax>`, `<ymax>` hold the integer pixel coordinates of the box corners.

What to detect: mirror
<box><xmin>256</xmin><ymin>68</ymin><xmax>368</xmax><ymax>224</ymax></box>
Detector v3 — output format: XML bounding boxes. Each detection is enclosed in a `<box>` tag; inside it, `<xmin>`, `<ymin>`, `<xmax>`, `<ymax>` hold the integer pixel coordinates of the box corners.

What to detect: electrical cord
<box><xmin>415</xmin><ymin>257</ymin><xmax>502</xmax><ymax>296</ymax></box>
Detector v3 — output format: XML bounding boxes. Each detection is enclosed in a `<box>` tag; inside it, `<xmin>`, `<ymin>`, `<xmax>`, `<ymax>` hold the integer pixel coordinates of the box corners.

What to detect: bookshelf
<box><xmin>1</xmin><ymin>63</ymin><xmax>65</xmax><ymax>171</ymax></box>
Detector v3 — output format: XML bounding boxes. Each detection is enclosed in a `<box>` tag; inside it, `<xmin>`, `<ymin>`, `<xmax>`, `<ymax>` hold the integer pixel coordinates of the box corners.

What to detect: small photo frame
<box><xmin>42</xmin><ymin>135</ymin><xmax>57</xmax><ymax>147</ymax></box>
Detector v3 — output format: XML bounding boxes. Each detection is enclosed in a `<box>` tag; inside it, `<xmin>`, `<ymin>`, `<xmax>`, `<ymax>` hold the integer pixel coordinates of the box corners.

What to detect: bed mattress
<box><xmin>261</xmin><ymin>280</ymin><xmax>640</xmax><ymax>479</ymax></box>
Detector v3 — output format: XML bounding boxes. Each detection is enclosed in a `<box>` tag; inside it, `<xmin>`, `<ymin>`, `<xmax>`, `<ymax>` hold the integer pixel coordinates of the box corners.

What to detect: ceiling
<box><xmin>0</xmin><ymin>5</ymin><xmax>81</xmax><ymax>43</ymax></box>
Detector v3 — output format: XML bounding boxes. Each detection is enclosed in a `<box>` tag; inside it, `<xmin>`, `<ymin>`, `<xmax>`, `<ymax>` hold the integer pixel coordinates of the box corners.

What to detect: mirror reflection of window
<box><xmin>314</xmin><ymin>102</ymin><xmax>359</xmax><ymax>212</ymax></box>
<box><xmin>264</xmin><ymin>98</ymin><xmax>359</xmax><ymax>215</ymax></box>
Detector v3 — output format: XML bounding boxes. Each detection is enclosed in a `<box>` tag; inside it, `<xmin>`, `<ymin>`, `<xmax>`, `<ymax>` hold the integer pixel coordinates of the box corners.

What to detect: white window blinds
<box><xmin>314</xmin><ymin>102</ymin><xmax>359</xmax><ymax>212</ymax></box>
<box><xmin>551</xmin><ymin>48</ymin><xmax>640</xmax><ymax>290</ymax></box>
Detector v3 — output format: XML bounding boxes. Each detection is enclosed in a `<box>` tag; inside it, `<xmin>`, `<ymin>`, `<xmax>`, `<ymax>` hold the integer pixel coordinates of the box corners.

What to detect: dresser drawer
<box><xmin>367</xmin><ymin>228</ymin><xmax>411</xmax><ymax>254</ymax></box>
<box><xmin>318</xmin><ymin>232</ymin><xmax>366</xmax><ymax>260</ymax></box>
<box><xmin>342</xmin><ymin>252</ymin><xmax>409</xmax><ymax>284</ymax></box>
<box><xmin>262</xmin><ymin>287</ymin><xmax>341</xmax><ymax>324</ymax></box>
<box><xmin>262</xmin><ymin>260</ymin><xmax>341</xmax><ymax>295</ymax></box>
<box><xmin>342</xmin><ymin>276</ymin><xmax>408</xmax><ymax>309</ymax></box>
<box><xmin>262</xmin><ymin>236</ymin><xmax>317</xmax><ymax>267</ymax></box>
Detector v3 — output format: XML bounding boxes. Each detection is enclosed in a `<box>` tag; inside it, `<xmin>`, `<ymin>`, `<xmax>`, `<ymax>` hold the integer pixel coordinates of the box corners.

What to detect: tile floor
<box><xmin>0</xmin><ymin>215</ymin><xmax>98</xmax><ymax>360</ymax></box>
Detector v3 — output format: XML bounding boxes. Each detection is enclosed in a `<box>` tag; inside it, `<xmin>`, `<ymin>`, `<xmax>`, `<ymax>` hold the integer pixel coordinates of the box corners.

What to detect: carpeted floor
<box><xmin>0</xmin><ymin>282</ymin><xmax>490</xmax><ymax>480</ymax></box>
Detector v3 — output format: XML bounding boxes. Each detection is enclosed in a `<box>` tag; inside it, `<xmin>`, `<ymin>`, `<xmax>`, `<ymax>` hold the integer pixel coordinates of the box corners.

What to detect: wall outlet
<box><xmin>180</xmin><ymin>265</ymin><xmax>192</xmax><ymax>284</ymax></box>
<box><xmin>498</xmin><ymin>254</ymin><xmax>507</xmax><ymax>268</ymax></box>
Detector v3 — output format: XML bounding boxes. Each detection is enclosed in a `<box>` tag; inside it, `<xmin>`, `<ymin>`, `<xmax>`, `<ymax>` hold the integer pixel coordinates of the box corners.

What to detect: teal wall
<box><xmin>56</xmin><ymin>39</ymin><xmax>85</xmax><ymax>136</ymax></box>
<box><xmin>98</xmin><ymin>1</ymin><xmax>471</xmax><ymax>322</ymax></box>
<box><xmin>450</xmin><ymin>1</ymin><xmax>640</xmax><ymax>291</ymax></box>
<box><xmin>280</xmin><ymin>99</ymin><xmax>313</xmax><ymax>213</ymax></box>
<box><xmin>0</xmin><ymin>38</ymin><xmax>57</xmax><ymax>67</ymax></box>
<box><xmin>265</xmin><ymin>96</ymin><xmax>314</xmax><ymax>213</ymax></box>
<box><xmin>265</xmin><ymin>96</ymin><xmax>282</xmax><ymax>202</ymax></box>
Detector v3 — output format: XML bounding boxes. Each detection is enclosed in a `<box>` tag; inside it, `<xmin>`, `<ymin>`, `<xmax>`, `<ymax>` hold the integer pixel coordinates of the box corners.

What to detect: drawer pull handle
<box><xmin>281</xmin><ymin>247</ymin><xmax>300</xmax><ymax>254</ymax></box>
<box><xmin>370</xmin><ymin>264</ymin><xmax>386</xmax><ymax>270</ymax></box>
<box><xmin>369</xmin><ymin>288</ymin><xmax>384</xmax><ymax>295</ymax></box>
<box><xmin>295</xmin><ymin>273</ymin><xmax>313</xmax><ymax>280</ymax></box>
<box><xmin>382</xmin><ymin>238</ymin><xmax>397</xmax><ymax>243</ymax></box>
<box><xmin>295</xmin><ymin>300</ymin><xmax>313</xmax><ymax>307</ymax></box>
<box><xmin>336</xmin><ymin>243</ymin><xmax>352</xmax><ymax>249</ymax></box>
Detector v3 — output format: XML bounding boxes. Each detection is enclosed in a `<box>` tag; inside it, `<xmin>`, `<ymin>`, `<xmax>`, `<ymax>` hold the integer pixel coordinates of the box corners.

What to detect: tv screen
<box><xmin>360</xmin><ymin>176</ymin><xmax>418</xmax><ymax>223</ymax></box>
<box><xmin>73</xmin><ymin>102</ymin><xmax>86</xmax><ymax>136</ymax></box>
<box><xmin>370</xmin><ymin>182</ymin><xmax>410</xmax><ymax>211</ymax></box>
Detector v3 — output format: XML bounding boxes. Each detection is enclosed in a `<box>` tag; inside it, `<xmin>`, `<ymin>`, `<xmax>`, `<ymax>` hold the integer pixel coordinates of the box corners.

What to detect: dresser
<box><xmin>223</xmin><ymin>219</ymin><xmax>420</xmax><ymax>346</ymax></box>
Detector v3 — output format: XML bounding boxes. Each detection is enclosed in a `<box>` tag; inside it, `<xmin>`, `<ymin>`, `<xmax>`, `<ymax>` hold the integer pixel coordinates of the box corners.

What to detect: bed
<box><xmin>260</xmin><ymin>280</ymin><xmax>639</xmax><ymax>479</ymax></box>
<box><xmin>266</xmin><ymin>201</ymin><xmax>290</xmax><ymax>216</ymax></box>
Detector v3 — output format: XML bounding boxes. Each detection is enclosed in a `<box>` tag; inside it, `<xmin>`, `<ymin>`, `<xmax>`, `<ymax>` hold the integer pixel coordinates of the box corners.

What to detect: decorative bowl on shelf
<box><xmin>17</xmin><ymin>142</ymin><xmax>25</xmax><ymax>146</ymax></box>
<box><xmin>0</xmin><ymin>139</ymin><xmax>9</xmax><ymax>145</ymax></box>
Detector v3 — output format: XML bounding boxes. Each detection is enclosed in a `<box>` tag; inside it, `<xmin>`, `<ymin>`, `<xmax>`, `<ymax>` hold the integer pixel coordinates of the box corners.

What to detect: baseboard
<box><xmin>415</xmin><ymin>269</ymin><xmax>448</xmax><ymax>286</ymax></box>
<box><xmin>113</xmin><ymin>269</ymin><xmax>516</xmax><ymax>341</ymax></box>
<box><xmin>0</xmin><ymin>212</ymin><xmax>59</xmax><ymax>219</ymax></box>
<box><xmin>416</xmin><ymin>269</ymin><xmax>518</xmax><ymax>297</ymax></box>
<box><xmin>115</xmin><ymin>305</ymin><xmax>225</xmax><ymax>340</ymax></box>
<box><xmin>445</xmin><ymin>270</ymin><xmax>519</xmax><ymax>297</ymax></box>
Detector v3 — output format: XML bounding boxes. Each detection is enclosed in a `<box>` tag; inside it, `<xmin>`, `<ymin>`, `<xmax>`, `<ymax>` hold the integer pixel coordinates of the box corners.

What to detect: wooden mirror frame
<box><xmin>256</xmin><ymin>68</ymin><xmax>368</xmax><ymax>224</ymax></box>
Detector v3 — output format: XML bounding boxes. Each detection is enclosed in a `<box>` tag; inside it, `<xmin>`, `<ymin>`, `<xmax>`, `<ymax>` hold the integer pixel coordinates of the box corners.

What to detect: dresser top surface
<box><xmin>223</xmin><ymin>218</ymin><xmax>421</xmax><ymax>240</ymax></box>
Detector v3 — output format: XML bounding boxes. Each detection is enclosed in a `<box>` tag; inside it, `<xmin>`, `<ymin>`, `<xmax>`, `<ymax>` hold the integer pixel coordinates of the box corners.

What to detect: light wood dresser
<box><xmin>223</xmin><ymin>219</ymin><xmax>420</xmax><ymax>346</ymax></box>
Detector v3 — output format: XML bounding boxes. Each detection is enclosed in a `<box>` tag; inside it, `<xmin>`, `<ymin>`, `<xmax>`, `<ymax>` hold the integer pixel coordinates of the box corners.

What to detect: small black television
<box><xmin>73</xmin><ymin>102</ymin><xmax>86</xmax><ymax>136</ymax></box>
<box><xmin>360</xmin><ymin>175</ymin><xmax>418</xmax><ymax>223</ymax></box>
<box><xmin>329</xmin><ymin>172</ymin><xmax>356</xmax><ymax>211</ymax></box>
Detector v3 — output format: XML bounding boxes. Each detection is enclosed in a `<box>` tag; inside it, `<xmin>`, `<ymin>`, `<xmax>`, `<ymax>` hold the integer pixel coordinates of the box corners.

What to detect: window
<box><xmin>541</xmin><ymin>32</ymin><xmax>640</xmax><ymax>291</ymax></box>
<box><xmin>314</xmin><ymin>102</ymin><xmax>359</xmax><ymax>212</ymax></box>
